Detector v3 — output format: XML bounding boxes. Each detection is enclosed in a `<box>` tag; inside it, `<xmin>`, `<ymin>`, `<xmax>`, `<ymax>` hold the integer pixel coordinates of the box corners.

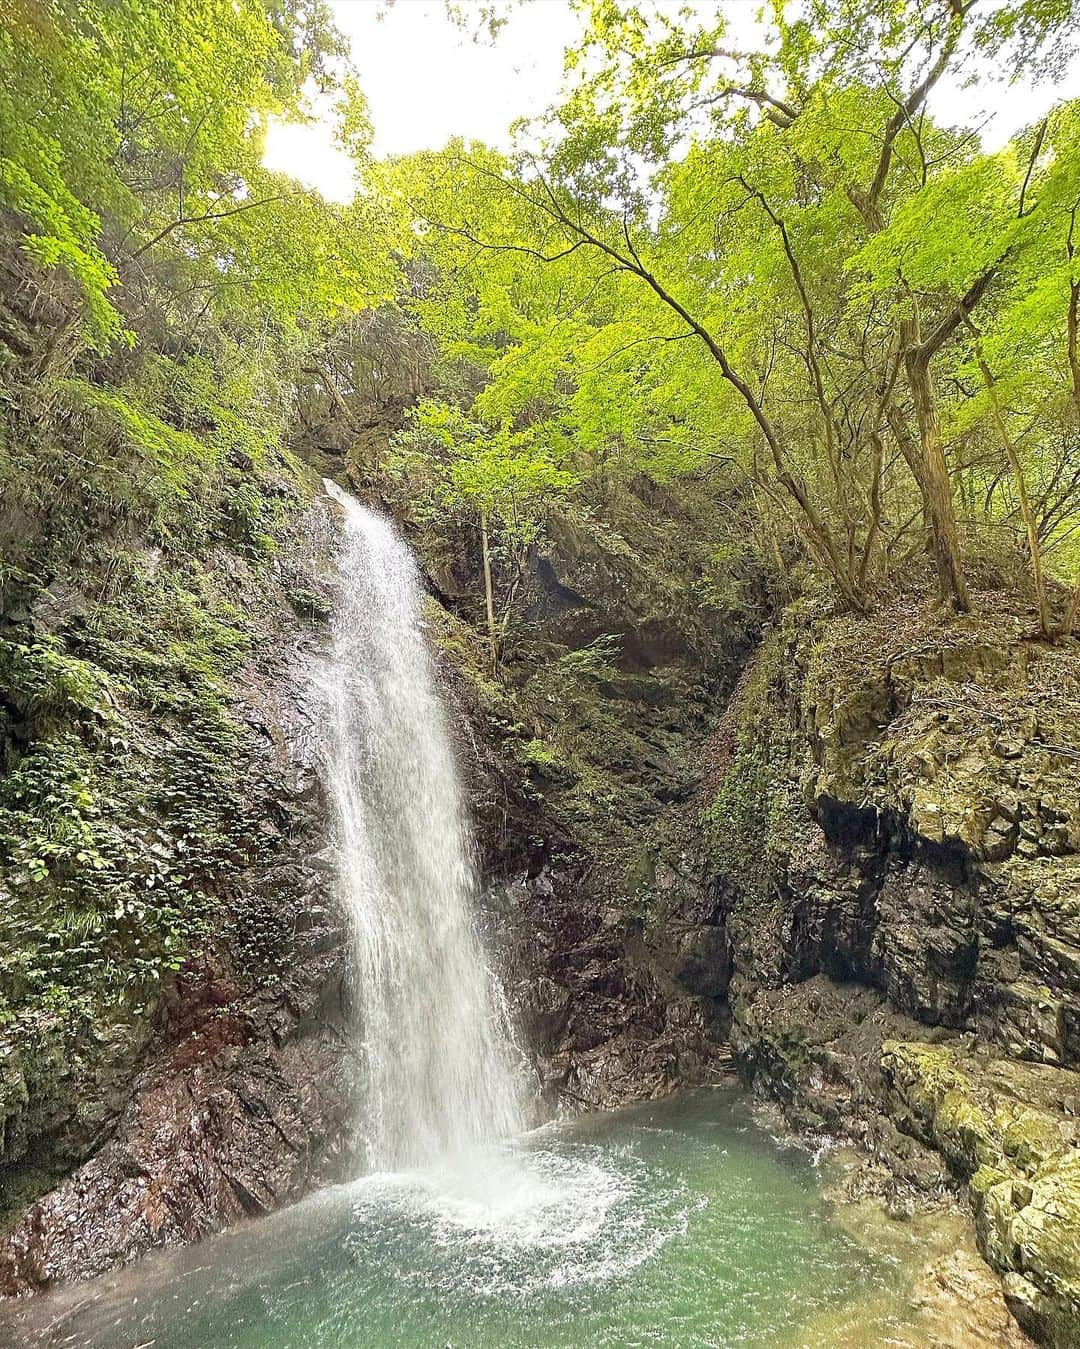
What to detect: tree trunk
<box><xmin>903</xmin><ymin>349</ymin><xmax>971</xmax><ymax>611</ymax></box>
<box><xmin>480</xmin><ymin>508</ymin><xmax>498</xmax><ymax>673</ymax></box>
<box><xmin>1058</xmin><ymin>577</ymin><xmax>1080</xmax><ymax>640</ymax></box>
<box><xmin>857</xmin><ymin>430</ymin><xmax>885</xmax><ymax>589</ymax></box>
<box><xmin>302</xmin><ymin>364</ymin><xmax>360</xmax><ymax>434</ymax></box>
<box><xmin>973</xmin><ymin>341</ymin><xmax>1049</xmax><ymax>635</ymax></box>
<box><xmin>1069</xmin><ymin>277</ymin><xmax>1080</xmax><ymax>420</ymax></box>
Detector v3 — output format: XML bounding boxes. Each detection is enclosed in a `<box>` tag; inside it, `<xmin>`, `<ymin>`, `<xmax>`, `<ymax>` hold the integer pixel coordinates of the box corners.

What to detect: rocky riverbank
<box><xmin>702</xmin><ymin>590</ymin><xmax>1080</xmax><ymax>1346</ymax></box>
<box><xmin>421</xmin><ymin>507</ymin><xmax>1080</xmax><ymax>1345</ymax></box>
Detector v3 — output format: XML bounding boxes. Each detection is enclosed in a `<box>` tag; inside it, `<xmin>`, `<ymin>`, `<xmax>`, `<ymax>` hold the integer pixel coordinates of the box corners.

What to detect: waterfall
<box><xmin>322</xmin><ymin>480</ymin><xmax>525</xmax><ymax>1172</ymax></box>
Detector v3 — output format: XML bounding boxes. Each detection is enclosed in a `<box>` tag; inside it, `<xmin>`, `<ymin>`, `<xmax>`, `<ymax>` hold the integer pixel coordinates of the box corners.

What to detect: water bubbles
<box><xmin>0</xmin><ymin>1091</ymin><xmax>933</xmax><ymax>1349</ymax></box>
<box><xmin>340</xmin><ymin>1129</ymin><xmax>692</xmax><ymax>1302</ymax></box>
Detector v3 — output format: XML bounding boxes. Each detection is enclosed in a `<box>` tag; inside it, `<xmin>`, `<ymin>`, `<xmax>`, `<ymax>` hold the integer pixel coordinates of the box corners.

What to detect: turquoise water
<box><xmin>3</xmin><ymin>1090</ymin><xmax>924</xmax><ymax>1349</ymax></box>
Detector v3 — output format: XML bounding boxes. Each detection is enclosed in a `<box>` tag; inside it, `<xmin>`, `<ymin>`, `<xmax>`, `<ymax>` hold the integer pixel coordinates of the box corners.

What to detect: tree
<box><xmin>394</xmin><ymin>0</ymin><xmax>1080</xmax><ymax>619</ymax></box>
<box><xmin>0</xmin><ymin>0</ymin><xmax>394</xmax><ymax>358</ymax></box>
<box><xmin>392</xmin><ymin>400</ymin><xmax>579</xmax><ymax>670</ymax></box>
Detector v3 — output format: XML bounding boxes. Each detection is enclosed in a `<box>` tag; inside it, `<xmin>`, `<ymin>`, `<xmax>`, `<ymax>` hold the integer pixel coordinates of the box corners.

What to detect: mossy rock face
<box><xmin>1003</xmin><ymin>1169</ymin><xmax>1080</xmax><ymax>1349</ymax></box>
<box><xmin>399</xmin><ymin>474</ymin><xmax>757</xmax><ymax>1108</ymax></box>
<box><xmin>1001</xmin><ymin>1108</ymin><xmax>1070</xmax><ymax>1175</ymax></box>
<box><xmin>1015</xmin><ymin>1157</ymin><xmax>1080</xmax><ymax>1281</ymax></box>
<box><xmin>883</xmin><ymin>1039</ymin><xmax>1080</xmax><ymax>1345</ymax></box>
<box><xmin>0</xmin><ymin>484</ymin><xmax>351</xmax><ymax>1288</ymax></box>
<box><xmin>707</xmin><ymin>593</ymin><xmax>1079</xmax><ymax>1347</ymax></box>
<box><xmin>0</xmin><ymin>376</ymin><xmax>350</xmax><ymax>1256</ymax></box>
<box><xmin>717</xmin><ymin>599</ymin><xmax>1080</xmax><ymax>1058</ymax></box>
<box><xmin>0</xmin><ymin>252</ymin><xmax>348</xmax><ymax>1274</ymax></box>
<box><xmin>517</xmin><ymin>738</ymin><xmax>581</xmax><ymax>788</ymax></box>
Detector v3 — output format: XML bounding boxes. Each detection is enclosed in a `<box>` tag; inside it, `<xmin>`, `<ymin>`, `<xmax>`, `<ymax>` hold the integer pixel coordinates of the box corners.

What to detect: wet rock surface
<box><xmin>415</xmin><ymin>478</ymin><xmax>752</xmax><ymax>1109</ymax></box>
<box><xmin>2</xmin><ymin>456</ymin><xmax>1076</xmax><ymax>1349</ymax></box>
<box><xmin>0</xmin><ymin>500</ymin><xmax>351</xmax><ymax>1293</ymax></box>
<box><xmin>0</xmin><ymin>469</ymin><xmax>751</xmax><ymax>1293</ymax></box>
<box><xmin>706</xmin><ymin>592</ymin><xmax>1080</xmax><ymax>1344</ymax></box>
<box><xmin>884</xmin><ymin>1042</ymin><xmax>1080</xmax><ymax>1347</ymax></box>
<box><xmin>413</xmin><ymin>500</ymin><xmax>1080</xmax><ymax>1345</ymax></box>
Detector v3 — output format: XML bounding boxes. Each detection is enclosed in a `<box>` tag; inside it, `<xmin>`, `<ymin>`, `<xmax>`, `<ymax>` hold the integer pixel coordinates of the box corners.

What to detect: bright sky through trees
<box><xmin>263</xmin><ymin>0</ymin><xmax>1080</xmax><ymax>201</ymax></box>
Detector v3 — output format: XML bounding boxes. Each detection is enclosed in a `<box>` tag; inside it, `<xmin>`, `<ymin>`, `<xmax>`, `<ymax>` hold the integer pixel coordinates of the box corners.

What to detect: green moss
<box><xmin>0</xmin><ymin>568</ymin><xmax>253</xmax><ymax>1021</ymax></box>
<box><xmin>703</xmin><ymin>629</ymin><xmax>796</xmax><ymax>899</ymax></box>
<box><xmin>884</xmin><ymin>1040</ymin><xmax>1080</xmax><ymax>1341</ymax></box>
<box><xmin>555</xmin><ymin>635</ymin><xmax>621</xmax><ymax>681</ymax></box>
<box><xmin>285</xmin><ymin>586</ymin><xmax>332</xmax><ymax>622</ymax></box>
<box><xmin>518</xmin><ymin>737</ymin><xmax>579</xmax><ymax>787</ymax></box>
<box><xmin>936</xmin><ymin>1088</ymin><xmax>996</xmax><ymax>1173</ymax></box>
<box><xmin>1000</xmin><ymin>1107</ymin><xmax>1068</xmax><ymax>1174</ymax></box>
<box><xmin>882</xmin><ymin>1042</ymin><xmax>995</xmax><ymax>1178</ymax></box>
<box><xmin>705</xmin><ymin>743</ymin><xmax>771</xmax><ymax>891</ymax></box>
<box><xmin>423</xmin><ymin>598</ymin><xmax>506</xmax><ymax>710</ymax></box>
<box><xmin>971</xmin><ymin>1163</ymin><xmax>1012</xmax><ymax>1197</ymax></box>
<box><xmin>0</xmin><ymin>373</ymin><xmax>312</xmax><ymax>1196</ymax></box>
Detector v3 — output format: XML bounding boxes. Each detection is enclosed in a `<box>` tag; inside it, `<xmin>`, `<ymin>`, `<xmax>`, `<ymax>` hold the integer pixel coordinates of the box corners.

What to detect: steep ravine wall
<box><xmin>405</xmin><ymin>475</ymin><xmax>753</xmax><ymax>1109</ymax></box>
<box><xmin>431</xmin><ymin>505</ymin><xmax>1080</xmax><ymax>1346</ymax></box>
<box><xmin>0</xmin><ymin>492</ymin><xmax>353</xmax><ymax>1291</ymax></box>
<box><xmin>0</xmin><ymin>469</ymin><xmax>749</xmax><ymax>1292</ymax></box>
<box><xmin>707</xmin><ymin>595</ymin><xmax>1080</xmax><ymax>1347</ymax></box>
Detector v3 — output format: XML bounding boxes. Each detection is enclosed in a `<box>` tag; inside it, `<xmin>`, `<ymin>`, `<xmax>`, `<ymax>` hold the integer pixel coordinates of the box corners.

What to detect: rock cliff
<box><xmin>0</xmin><ymin>489</ymin><xmax>351</xmax><ymax>1291</ymax></box>
<box><xmin>2</xmin><ymin>435</ymin><xmax>1078</xmax><ymax>1349</ymax></box>
<box><xmin>706</xmin><ymin>589</ymin><xmax>1080</xmax><ymax>1346</ymax></box>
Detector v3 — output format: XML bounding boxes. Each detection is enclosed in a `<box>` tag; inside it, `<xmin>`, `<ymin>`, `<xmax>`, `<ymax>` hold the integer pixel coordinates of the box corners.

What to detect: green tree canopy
<box><xmin>387</xmin><ymin>0</ymin><xmax>1080</xmax><ymax>626</ymax></box>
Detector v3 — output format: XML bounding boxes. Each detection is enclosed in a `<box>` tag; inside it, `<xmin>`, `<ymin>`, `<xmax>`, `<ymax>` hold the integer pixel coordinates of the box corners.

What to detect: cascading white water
<box><xmin>323</xmin><ymin>480</ymin><xmax>525</xmax><ymax>1171</ymax></box>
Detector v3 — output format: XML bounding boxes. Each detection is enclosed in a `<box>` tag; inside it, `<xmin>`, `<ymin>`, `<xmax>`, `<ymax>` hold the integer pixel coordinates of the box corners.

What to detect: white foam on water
<box><xmin>338</xmin><ymin>1135</ymin><xmax>698</xmax><ymax>1300</ymax></box>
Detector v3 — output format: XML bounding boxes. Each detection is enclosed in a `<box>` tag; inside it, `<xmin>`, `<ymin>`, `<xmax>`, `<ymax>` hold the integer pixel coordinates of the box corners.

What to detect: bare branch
<box><xmin>122</xmin><ymin>194</ymin><xmax>294</xmax><ymax>264</ymax></box>
<box><xmin>852</xmin><ymin>11</ymin><xmax>963</xmax><ymax>225</ymax></box>
<box><xmin>911</xmin><ymin>265</ymin><xmax>997</xmax><ymax>367</ymax></box>
<box><xmin>1018</xmin><ymin>118</ymin><xmax>1048</xmax><ymax>218</ymax></box>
